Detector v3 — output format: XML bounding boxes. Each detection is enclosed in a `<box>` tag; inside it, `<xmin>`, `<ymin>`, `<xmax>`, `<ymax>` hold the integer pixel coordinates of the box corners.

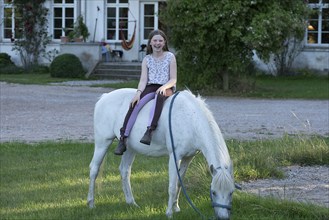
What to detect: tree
<box><xmin>162</xmin><ymin>0</ymin><xmax>309</xmax><ymax>91</ymax></box>
<box><xmin>267</xmin><ymin>38</ymin><xmax>304</xmax><ymax>76</ymax></box>
<box><xmin>12</xmin><ymin>0</ymin><xmax>50</xmax><ymax>69</ymax></box>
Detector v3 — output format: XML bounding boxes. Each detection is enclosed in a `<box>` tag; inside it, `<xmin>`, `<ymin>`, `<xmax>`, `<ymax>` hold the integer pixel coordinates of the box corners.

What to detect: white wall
<box><xmin>294</xmin><ymin>48</ymin><xmax>329</xmax><ymax>73</ymax></box>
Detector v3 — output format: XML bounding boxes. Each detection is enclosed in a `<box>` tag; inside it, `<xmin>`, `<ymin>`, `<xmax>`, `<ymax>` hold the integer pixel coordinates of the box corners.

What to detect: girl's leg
<box><xmin>124</xmin><ymin>92</ymin><xmax>155</xmax><ymax>136</ymax></box>
<box><xmin>140</xmin><ymin>88</ymin><xmax>173</xmax><ymax>145</ymax></box>
<box><xmin>114</xmin><ymin>85</ymin><xmax>160</xmax><ymax>155</ymax></box>
<box><xmin>149</xmin><ymin>88</ymin><xmax>173</xmax><ymax>128</ymax></box>
<box><xmin>148</xmin><ymin>93</ymin><xmax>168</xmax><ymax>129</ymax></box>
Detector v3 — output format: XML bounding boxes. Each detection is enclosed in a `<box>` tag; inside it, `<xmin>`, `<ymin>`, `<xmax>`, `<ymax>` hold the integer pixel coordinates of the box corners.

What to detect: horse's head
<box><xmin>210</xmin><ymin>162</ymin><xmax>235</xmax><ymax>220</ymax></box>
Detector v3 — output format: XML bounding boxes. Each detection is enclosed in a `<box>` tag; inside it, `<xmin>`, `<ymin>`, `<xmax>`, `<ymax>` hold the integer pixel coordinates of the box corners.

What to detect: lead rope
<box><xmin>168</xmin><ymin>92</ymin><xmax>211</xmax><ymax>220</ymax></box>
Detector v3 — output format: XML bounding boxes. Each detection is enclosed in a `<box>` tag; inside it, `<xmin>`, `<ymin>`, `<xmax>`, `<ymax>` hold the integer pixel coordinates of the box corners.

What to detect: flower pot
<box><xmin>74</xmin><ymin>37</ymin><xmax>83</xmax><ymax>42</ymax></box>
<box><xmin>60</xmin><ymin>36</ymin><xmax>69</xmax><ymax>43</ymax></box>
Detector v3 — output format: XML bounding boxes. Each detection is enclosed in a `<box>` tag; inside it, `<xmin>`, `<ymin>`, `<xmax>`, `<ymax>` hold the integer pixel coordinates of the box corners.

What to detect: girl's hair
<box><xmin>146</xmin><ymin>29</ymin><xmax>169</xmax><ymax>55</ymax></box>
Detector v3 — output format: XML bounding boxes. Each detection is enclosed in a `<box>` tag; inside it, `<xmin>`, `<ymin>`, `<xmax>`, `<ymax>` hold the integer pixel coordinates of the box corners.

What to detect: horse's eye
<box><xmin>212</xmin><ymin>191</ymin><xmax>216</xmax><ymax>197</ymax></box>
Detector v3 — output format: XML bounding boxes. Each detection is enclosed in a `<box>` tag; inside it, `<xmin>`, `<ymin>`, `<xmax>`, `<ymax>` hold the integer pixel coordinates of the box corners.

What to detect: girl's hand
<box><xmin>131</xmin><ymin>92</ymin><xmax>141</xmax><ymax>107</ymax></box>
<box><xmin>156</xmin><ymin>86</ymin><xmax>173</xmax><ymax>97</ymax></box>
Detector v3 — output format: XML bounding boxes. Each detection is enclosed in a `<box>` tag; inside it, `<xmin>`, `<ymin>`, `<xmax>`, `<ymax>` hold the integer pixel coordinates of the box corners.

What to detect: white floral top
<box><xmin>146</xmin><ymin>52</ymin><xmax>174</xmax><ymax>85</ymax></box>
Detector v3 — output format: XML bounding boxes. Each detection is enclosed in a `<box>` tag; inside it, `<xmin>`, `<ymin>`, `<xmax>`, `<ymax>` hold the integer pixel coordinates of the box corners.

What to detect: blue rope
<box><xmin>168</xmin><ymin>92</ymin><xmax>210</xmax><ymax>220</ymax></box>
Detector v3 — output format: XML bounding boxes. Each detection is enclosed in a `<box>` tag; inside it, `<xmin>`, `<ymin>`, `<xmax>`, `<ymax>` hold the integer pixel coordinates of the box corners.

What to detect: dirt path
<box><xmin>0</xmin><ymin>82</ymin><xmax>328</xmax><ymax>207</ymax></box>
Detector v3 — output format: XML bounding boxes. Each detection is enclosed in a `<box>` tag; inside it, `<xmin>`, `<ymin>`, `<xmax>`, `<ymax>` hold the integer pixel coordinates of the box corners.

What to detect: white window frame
<box><xmin>140</xmin><ymin>2</ymin><xmax>159</xmax><ymax>45</ymax></box>
<box><xmin>106</xmin><ymin>0</ymin><xmax>129</xmax><ymax>42</ymax></box>
<box><xmin>0</xmin><ymin>0</ymin><xmax>20</xmax><ymax>42</ymax></box>
<box><xmin>306</xmin><ymin>0</ymin><xmax>329</xmax><ymax>46</ymax></box>
<box><xmin>52</xmin><ymin>0</ymin><xmax>77</xmax><ymax>41</ymax></box>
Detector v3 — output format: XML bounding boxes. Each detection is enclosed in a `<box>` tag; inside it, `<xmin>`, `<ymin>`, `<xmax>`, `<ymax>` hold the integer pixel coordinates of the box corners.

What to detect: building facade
<box><xmin>0</xmin><ymin>0</ymin><xmax>328</xmax><ymax>73</ymax></box>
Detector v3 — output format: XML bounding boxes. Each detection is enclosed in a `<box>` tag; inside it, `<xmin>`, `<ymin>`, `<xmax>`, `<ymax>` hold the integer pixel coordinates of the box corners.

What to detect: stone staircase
<box><xmin>90</xmin><ymin>62</ymin><xmax>141</xmax><ymax>80</ymax></box>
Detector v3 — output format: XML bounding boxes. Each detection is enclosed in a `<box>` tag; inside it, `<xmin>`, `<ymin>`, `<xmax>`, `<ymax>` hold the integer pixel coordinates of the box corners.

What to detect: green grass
<box><xmin>1</xmin><ymin>137</ymin><xmax>328</xmax><ymax>219</ymax></box>
<box><xmin>0</xmin><ymin>73</ymin><xmax>85</xmax><ymax>85</ymax></box>
<box><xmin>228</xmin><ymin>136</ymin><xmax>329</xmax><ymax>181</ymax></box>
<box><xmin>1</xmin><ymin>73</ymin><xmax>328</xmax><ymax>99</ymax></box>
<box><xmin>245</xmin><ymin>75</ymin><xmax>329</xmax><ymax>99</ymax></box>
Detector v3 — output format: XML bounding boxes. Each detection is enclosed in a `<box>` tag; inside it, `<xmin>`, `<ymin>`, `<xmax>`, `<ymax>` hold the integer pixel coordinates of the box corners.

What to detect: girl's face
<box><xmin>150</xmin><ymin>34</ymin><xmax>165</xmax><ymax>53</ymax></box>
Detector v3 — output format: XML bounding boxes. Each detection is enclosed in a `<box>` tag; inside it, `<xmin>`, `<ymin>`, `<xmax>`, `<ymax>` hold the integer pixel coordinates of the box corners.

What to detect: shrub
<box><xmin>0</xmin><ymin>53</ymin><xmax>22</xmax><ymax>74</ymax></box>
<box><xmin>0</xmin><ymin>65</ymin><xmax>24</xmax><ymax>74</ymax></box>
<box><xmin>0</xmin><ymin>53</ymin><xmax>14</xmax><ymax>66</ymax></box>
<box><xmin>50</xmin><ymin>53</ymin><xmax>85</xmax><ymax>78</ymax></box>
<box><xmin>26</xmin><ymin>65</ymin><xmax>49</xmax><ymax>74</ymax></box>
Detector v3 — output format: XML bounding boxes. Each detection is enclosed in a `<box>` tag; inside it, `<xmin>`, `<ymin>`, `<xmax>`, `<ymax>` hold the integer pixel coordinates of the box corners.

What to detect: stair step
<box><xmin>93</xmin><ymin>73</ymin><xmax>140</xmax><ymax>80</ymax></box>
<box><xmin>99</xmin><ymin>63</ymin><xmax>141</xmax><ymax>70</ymax></box>
<box><xmin>90</xmin><ymin>61</ymin><xmax>141</xmax><ymax>80</ymax></box>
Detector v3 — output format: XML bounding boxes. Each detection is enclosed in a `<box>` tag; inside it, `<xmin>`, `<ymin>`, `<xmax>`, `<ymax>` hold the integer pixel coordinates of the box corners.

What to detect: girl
<box><xmin>114</xmin><ymin>29</ymin><xmax>177</xmax><ymax>155</ymax></box>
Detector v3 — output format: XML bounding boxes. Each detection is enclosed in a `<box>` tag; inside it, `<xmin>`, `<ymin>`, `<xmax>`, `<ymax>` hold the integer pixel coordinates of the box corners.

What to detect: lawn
<box><xmin>0</xmin><ymin>73</ymin><xmax>87</xmax><ymax>85</ymax></box>
<box><xmin>246</xmin><ymin>75</ymin><xmax>329</xmax><ymax>99</ymax></box>
<box><xmin>1</xmin><ymin>138</ymin><xmax>328</xmax><ymax>220</ymax></box>
<box><xmin>0</xmin><ymin>73</ymin><xmax>328</xmax><ymax>99</ymax></box>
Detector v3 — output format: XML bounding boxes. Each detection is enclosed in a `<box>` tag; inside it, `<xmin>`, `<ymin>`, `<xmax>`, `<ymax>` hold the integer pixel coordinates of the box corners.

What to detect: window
<box><xmin>1</xmin><ymin>0</ymin><xmax>22</xmax><ymax>41</ymax></box>
<box><xmin>307</xmin><ymin>0</ymin><xmax>329</xmax><ymax>45</ymax></box>
<box><xmin>53</xmin><ymin>0</ymin><xmax>75</xmax><ymax>39</ymax></box>
<box><xmin>106</xmin><ymin>0</ymin><xmax>128</xmax><ymax>41</ymax></box>
<box><xmin>141</xmin><ymin>2</ymin><xmax>167</xmax><ymax>42</ymax></box>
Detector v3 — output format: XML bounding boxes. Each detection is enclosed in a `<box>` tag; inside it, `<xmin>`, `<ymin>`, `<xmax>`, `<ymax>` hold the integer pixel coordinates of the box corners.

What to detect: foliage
<box><xmin>267</xmin><ymin>37</ymin><xmax>304</xmax><ymax>76</ymax></box>
<box><xmin>73</xmin><ymin>15</ymin><xmax>90</xmax><ymax>42</ymax></box>
<box><xmin>0</xmin><ymin>140</ymin><xmax>328</xmax><ymax>220</ymax></box>
<box><xmin>0</xmin><ymin>53</ymin><xmax>14</xmax><ymax>66</ymax></box>
<box><xmin>50</xmin><ymin>53</ymin><xmax>85</xmax><ymax>78</ymax></box>
<box><xmin>43</xmin><ymin>48</ymin><xmax>59</xmax><ymax>63</ymax></box>
<box><xmin>12</xmin><ymin>0</ymin><xmax>51</xmax><ymax>70</ymax></box>
<box><xmin>25</xmin><ymin>65</ymin><xmax>49</xmax><ymax>74</ymax></box>
<box><xmin>0</xmin><ymin>65</ymin><xmax>24</xmax><ymax>74</ymax></box>
<box><xmin>0</xmin><ymin>53</ymin><xmax>14</xmax><ymax>69</ymax></box>
<box><xmin>162</xmin><ymin>0</ymin><xmax>309</xmax><ymax>91</ymax></box>
<box><xmin>0</xmin><ymin>53</ymin><xmax>23</xmax><ymax>74</ymax></box>
<box><xmin>64</xmin><ymin>15</ymin><xmax>90</xmax><ymax>42</ymax></box>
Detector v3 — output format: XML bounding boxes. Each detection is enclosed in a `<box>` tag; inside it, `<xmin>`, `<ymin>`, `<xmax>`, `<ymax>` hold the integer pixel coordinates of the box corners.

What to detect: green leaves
<box><xmin>12</xmin><ymin>0</ymin><xmax>50</xmax><ymax>69</ymax></box>
<box><xmin>163</xmin><ymin>0</ymin><xmax>309</xmax><ymax>90</ymax></box>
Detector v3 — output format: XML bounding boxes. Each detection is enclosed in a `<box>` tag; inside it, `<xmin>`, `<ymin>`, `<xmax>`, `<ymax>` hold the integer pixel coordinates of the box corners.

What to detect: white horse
<box><xmin>87</xmin><ymin>89</ymin><xmax>236</xmax><ymax>219</ymax></box>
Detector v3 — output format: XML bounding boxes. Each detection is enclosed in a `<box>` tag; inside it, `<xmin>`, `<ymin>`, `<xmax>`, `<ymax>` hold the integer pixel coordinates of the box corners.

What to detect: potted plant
<box><xmin>61</xmin><ymin>15</ymin><xmax>89</xmax><ymax>43</ymax></box>
<box><xmin>61</xmin><ymin>27</ymin><xmax>73</xmax><ymax>42</ymax></box>
<box><xmin>72</xmin><ymin>15</ymin><xmax>90</xmax><ymax>42</ymax></box>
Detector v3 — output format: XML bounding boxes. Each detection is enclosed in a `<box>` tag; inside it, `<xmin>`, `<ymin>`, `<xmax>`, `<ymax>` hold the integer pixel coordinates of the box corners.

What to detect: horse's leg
<box><xmin>119</xmin><ymin>149</ymin><xmax>138</xmax><ymax>206</ymax></box>
<box><xmin>166</xmin><ymin>153</ymin><xmax>181</xmax><ymax>218</ymax></box>
<box><xmin>173</xmin><ymin>155</ymin><xmax>195</xmax><ymax>212</ymax></box>
<box><xmin>87</xmin><ymin>138</ymin><xmax>113</xmax><ymax>208</ymax></box>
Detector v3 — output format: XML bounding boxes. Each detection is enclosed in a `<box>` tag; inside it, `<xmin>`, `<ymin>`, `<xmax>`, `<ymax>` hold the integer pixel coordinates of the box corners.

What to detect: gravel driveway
<box><xmin>1</xmin><ymin>82</ymin><xmax>328</xmax><ymax>142</ymax></box>
<box><xmin>0</xmin><ymin>81</ymin><xmax>328</xmax><ymax>208</ymax></box>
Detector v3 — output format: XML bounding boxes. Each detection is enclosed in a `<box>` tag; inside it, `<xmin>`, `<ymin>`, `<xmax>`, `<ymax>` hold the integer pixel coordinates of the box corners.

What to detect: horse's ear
<box><xmin>210</xmin><ymin>164</ymin><xmax>217</xmax><ymax>176</ymax></box>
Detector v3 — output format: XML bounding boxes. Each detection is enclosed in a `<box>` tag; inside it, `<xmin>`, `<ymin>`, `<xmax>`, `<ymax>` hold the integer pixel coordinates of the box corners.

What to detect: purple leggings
<box><xmin>120</xmin><ymin>84</ymin><xmax>170</xmax><ymax>137</ymax></box>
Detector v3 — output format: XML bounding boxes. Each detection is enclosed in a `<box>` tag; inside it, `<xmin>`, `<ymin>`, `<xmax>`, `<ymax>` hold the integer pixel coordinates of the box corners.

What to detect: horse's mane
<box><xmin>183</xmin><ymin>90</ymin><xmax>222</xmax><ymax>137</ymax></box>
<box><xmin>213</xmin><ymin>167</ymin><xmax>235</xmax><ymax>192</ymax></box>
<box><xmin>182</xmin><ymin>90</ymin><xmax>216</xmax><ymax>124</ymax></box>
<box><xmin>182</xmin><ymin>90</ymin><xmax>231</xmax><ymax>166</ymax></box>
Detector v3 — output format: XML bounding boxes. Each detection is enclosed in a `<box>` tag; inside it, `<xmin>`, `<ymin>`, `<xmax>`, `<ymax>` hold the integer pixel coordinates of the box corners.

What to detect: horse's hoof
<box><xmin>166</xmin><ymin>210</ymin><xmax>173</xmax><ymax>219</ymax></box>
<box><xmin>173</xmin><ymin>206</ymin><xmax>180</xmax><ymax>213</ymax></box>
<box><xmin>87</xmin><ymin>200</ymin><xmax>95</xmax><ymax>208</ymax></box>
<box><xmin>127</xmin><ymin>201</ymin><xmax>140</xmax><ymax>208</ymax></box>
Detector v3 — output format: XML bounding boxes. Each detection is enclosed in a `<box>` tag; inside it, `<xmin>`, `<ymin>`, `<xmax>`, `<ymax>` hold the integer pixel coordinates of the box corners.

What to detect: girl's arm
<box><xmin>131</xmin><ymin>58</ymin><xmax>148</xmax><ymax>106</ymax></box>
<box><xmin>157</xmin><ymin>54</ymin><xmax>177</xmax><ymax>96</ymax></box>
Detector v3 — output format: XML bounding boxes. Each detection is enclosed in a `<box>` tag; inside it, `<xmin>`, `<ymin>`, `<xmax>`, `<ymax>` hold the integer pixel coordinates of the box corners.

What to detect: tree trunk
<box><xmin>223</xmin><ymin>71</ymin><xmax>229</xmax><ymax>91</ymax></box>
